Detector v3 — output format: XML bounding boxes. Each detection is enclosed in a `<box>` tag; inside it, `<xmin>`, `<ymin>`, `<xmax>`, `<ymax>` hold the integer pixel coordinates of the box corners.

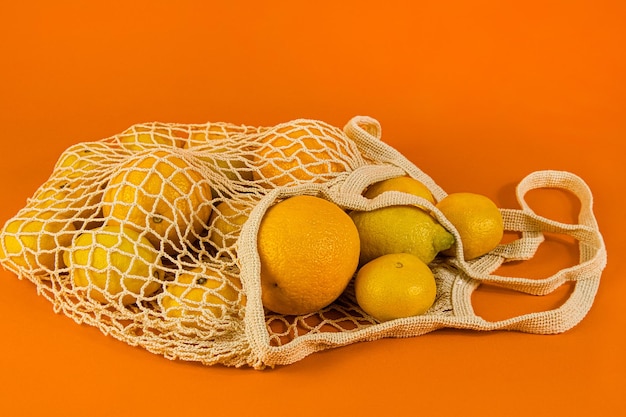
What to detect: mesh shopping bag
<box><xmin>0</xmin><ymin>116</ymin><xmax>607</xmax><ymax>369</ymax></box>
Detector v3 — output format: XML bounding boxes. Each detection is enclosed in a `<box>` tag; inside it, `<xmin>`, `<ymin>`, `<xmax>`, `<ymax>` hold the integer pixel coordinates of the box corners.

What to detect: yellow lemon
<box><xmin>161</xmin><ymin>265</ymin><xmax>243</xmax><ymax>326</ymax></box>
<box><xmin>257</xmin><ymin>195</ymin><xmax>360</xmax><ymax>316</ymax></box>
<box><xmin>205</xmin><ymin>201</ymin><xmax>250</xmax><ymax>256</ymax></box>
<box><xmin>30</xmin><ymin>177</ymin><xmax>105</xmax><ymax>220</ymax></box>
<box><xmin>349</xmin><ymin>205</ymin><xmax>454</xmax><ymax>266</ymax></box>
<box><xmin>63</xmin><ymin>224</ymin><xmax>164</xmax><ymax>305</ymax></box>
<box><xmin>101</xmin><ymin>150</ymin><xmax>213</xmax><ymax>253</ymax></box>
<box><xmin>435</xmin><ymin>192</ymin><xmax>504</xmax><ymax>260</ymax></box>
<box><xmin>355</xmin><ymin>253</ymin><xmax>437</xmax><ymax>322</ymax></box>
<box><xmin>30</xmin><ymin>142</ymin><xmax>116</xmax><ymax>219</ymax></box>
<box><xmin>51</xmin><ymin>141</ymin><xmax>117</xmax><ymax>178</ymax></box>
<box><xmin>118</xmin><ymin>124</ymin><xmax>185</xmax><ymax>151</ymax></box>
<box><xmin>185</xmin><ymin>123</ymin><xmax>255</xmax><ymax>144</ymax></box>
<box><xmin>0</xmin><ymin>209</ymin><xmax>76</xmax><ymax>273</ymax></box>
<box><xmin>183</xmin><ymin>123</ymin><xmax>259</xmax><ymax>183</ymax></box>
<box><xmin>364</xmin><ymin>176</ymin><xmax>435</xmax><ymax>205</ymax></box>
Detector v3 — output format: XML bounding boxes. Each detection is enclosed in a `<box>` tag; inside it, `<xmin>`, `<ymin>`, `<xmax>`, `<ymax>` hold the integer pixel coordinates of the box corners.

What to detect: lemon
<box><xmin>185</xmin><ymin>122</ymin><xmax>259</xmax><ymax>144</ymax></box>
<box><xmin>63</xmin><ymin>225</ymin><xmax>164</xmax><ymax>305</ymax></box>
<box><xmin>0</xmin><ymin>209</ymin><xmax>75</xmax><ymax>273</ymax></box>
<box><xmin>161</xmin><ymin>265</ymin><xmax>243</xmax><ymax>326</ymax></box>
<box><xmin>206</xmin><ymin>201</ymin><xmax>250</xmax><ymax>255</ymax></box>
<box><xmin>435</xmin><ymin>192</ymin><xmax>504</xmax><ymax>260</ymax></box>
<box><xmin>118</xmin><ymin>124</ymin><xmax>185</xmax><ymax>151</ymax></box>
<box><xmin>30</xmin><ymin>177</ymin><xmax>105</xmax><ymax>220</ymax></box>
<box><xmin>349</xmin><ymin>205</ymin><xmax>454</xmax><ymax>266</ymax></box>
<box><xmin>364</xmin><ymin>176</ymin><xmax>435</xmax><ymax>205</ymax></box>
<box><xmin>184</xmin><ymin>129</ymin><xmax>255</xmax><ymax>182</ymax></box>
<box><xmin>101</xmin><ymin>150</ymin><xmax>213</xmax><ymax>253</ymax></box>
<box><xmin>52</xmin><ymin>141</ymin><xmax>113</xmax><ymax>178</ymax></box>
<box><xmin>354</xmin><ymin>253</ymin><xmax>437</xmax><ymax>322</ymax></box>
<box><xmin>30</xmin><ymin>142</ymin><xmax>115</xmax><ymax>219</ymax></box>
<box><xmin>188</xmin><ymin>145</ymin><xmax>255</xmax><ymax>183</ymax></box>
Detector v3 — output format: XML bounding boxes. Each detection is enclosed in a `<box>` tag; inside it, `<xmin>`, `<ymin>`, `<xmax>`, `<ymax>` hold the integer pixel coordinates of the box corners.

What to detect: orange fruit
<box><xmin>435</xmin><ymin>192</ymin><xmax>504</xmax><ymax>260</ymax></box>
<box><xmin>257</xmin><ymin>195</ymin><xmax>360</xmax><ymax>315</ymax></box>
<box><xmin>101</xmin><ymin>150</ymin><xmax>213</xmax><ymax>253</ymax></box>
<box><xmin>252</xmin><ymin>119</ymin><xmax>358</xmax><ymax>188</ymax></box>
<box><xmin>364</xmin><ymin>176</ymin><xmax>435</xmax><ymax>205</ymax></box>
<box><xmin>354</xmin><ymin>253</ymin><xmax>437</xmax><ymax>322</ymax></box>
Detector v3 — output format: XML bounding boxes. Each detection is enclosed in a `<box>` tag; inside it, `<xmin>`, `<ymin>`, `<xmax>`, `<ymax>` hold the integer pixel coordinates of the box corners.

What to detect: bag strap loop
<box><xmin>449</xmin><ymin>170</ymin><xmax>607</xmax><ymax>333</ymax></box>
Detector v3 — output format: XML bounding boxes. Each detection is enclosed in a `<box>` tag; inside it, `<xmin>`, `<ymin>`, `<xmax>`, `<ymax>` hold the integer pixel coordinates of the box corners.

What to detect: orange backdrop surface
<box><xmin>1</xmin><ymin>1</ymin><xmax>624</xmax><ymax>416</ymax></box>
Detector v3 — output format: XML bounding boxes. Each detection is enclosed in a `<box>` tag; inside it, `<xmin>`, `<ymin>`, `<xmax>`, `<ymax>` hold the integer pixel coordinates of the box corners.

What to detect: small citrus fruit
<box><xmin>349</xmin><ymin>205</ymin><xmax>454</xmax><ymax>266</ymax></box>
<box><xmin>30</xmin><ymin>142</ymin><xmax>116</xmax><ymax>219</ymax></box>
<box><xmin>435</xmin><ymin>192</ymin><xmax>504</xmax><ymax>260</ymax></box>
<box><xmin>51</xmin><ymin>141</ymin><xmax>118</xmax><ymax>179</ymax></box>
<box><xmin>355</xmin><ymin>253</ymin><xmax>437</xmax><ymax>322</ymax></box>
<box><xmin>161</xmin><ymin>265</ymin><xmax>242</xmax><ymax>326</ymax></box>
<box><xmin>252</xmin><ymin>120</ymin><xmax>358</xmax><ymax>188</ymax></box>
<box><xmin>101</xmin><ymin>150</ymin><xmax>213</xmax><ymax>252</ymax></box>
<box><xmin>183</xmin><ymin>125</ymin><xmax>256</xmax><ymax>182</ymax></box>
<box><xmin>257</xmin><ymin>195</ymin><xmax>360</xmax><ymax>316</ymax></box>
<box><xmin>118</xmin><ymin>124</ymin><xmax>185</xmax><ymax>151</ymax></box>
<box><xmin>30</xmin><ymin>177</ymin><xmax>105</xmax><ymax>220</ymax></box>
<box><xmin>185</xmin><ymin>123</ymin><xmax>258</xmax><ymax>144</ymax></box>
<box><xmin>63</xmin><ymin>224</ymin><xmax>164</xmax><ymax>305</ymax></box>
<box><xmin>206</xmin><ymin>201</ymin><xmax>250</xmax><ymax>255</ymax></box>
<box><xmin>0</xmin><ymin>209</ymin><xmax>75</xmax><ymax>273</ymax></box>
<box><xmin>364</xmin><ymin>176</ymin><xmax>435</xmax><ymax>205</ymax></box>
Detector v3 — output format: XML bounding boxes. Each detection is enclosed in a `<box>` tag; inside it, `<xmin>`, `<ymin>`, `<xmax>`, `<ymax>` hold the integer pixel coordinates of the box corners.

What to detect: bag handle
<box><xmin>451</xmin><ymin>170</ymin><xmax>607</xmax><ymax>294</ymax></box>
<box><xmin>343</xmin><ymin>116</ymin><xmax>607</xmax><ymax>292</ymax></box>
<box><xmin>343</xmin><ymin>116</ymin><xmax>607</xmax><ymax>333</ymax></box>
<box><xmin>448</xmin><ymin>170</ymin><xmax>607</xmax><ymax>333</ymax></box>
<box><xmin>343</xmin><ymin>116</ymin><xmax>448</xmax><ymax>201</ymax></box>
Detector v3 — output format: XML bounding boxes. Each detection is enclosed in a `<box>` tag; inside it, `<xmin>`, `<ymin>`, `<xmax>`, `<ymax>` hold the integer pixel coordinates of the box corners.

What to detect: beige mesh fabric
<box><xmin>0</xmin><ymin>116</ymin><xmax>607</xmax><ymax>369</ymax></box>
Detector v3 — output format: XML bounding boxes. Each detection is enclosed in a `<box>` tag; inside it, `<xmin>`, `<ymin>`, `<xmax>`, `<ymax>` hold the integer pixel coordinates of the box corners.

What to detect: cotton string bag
<box><xmin>0</xmin><ymin>116</ymin><xmax>607</xmax><ymax>369</ymax></box>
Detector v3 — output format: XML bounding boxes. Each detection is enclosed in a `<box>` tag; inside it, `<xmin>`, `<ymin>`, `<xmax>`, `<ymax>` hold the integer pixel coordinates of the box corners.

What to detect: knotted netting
<box><xmin>0</xmin><ymin>116</ymin><xmax>607</xmax><ymax>369</ymax></box>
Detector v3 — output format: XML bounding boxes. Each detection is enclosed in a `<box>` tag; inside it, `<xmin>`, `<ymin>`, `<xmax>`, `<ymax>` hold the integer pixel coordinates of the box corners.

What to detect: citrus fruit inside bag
<box><xmin>0</xmin><ymin>116</ymin><xmax>607</xmax><ymax>369</ymax></box>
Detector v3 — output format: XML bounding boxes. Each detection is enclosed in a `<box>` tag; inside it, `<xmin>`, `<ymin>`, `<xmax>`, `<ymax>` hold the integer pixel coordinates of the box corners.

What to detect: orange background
<box><xmin>1</xmin><ymin>1</ymin><xmax>624</xmax><ymax>416</ymax></box>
